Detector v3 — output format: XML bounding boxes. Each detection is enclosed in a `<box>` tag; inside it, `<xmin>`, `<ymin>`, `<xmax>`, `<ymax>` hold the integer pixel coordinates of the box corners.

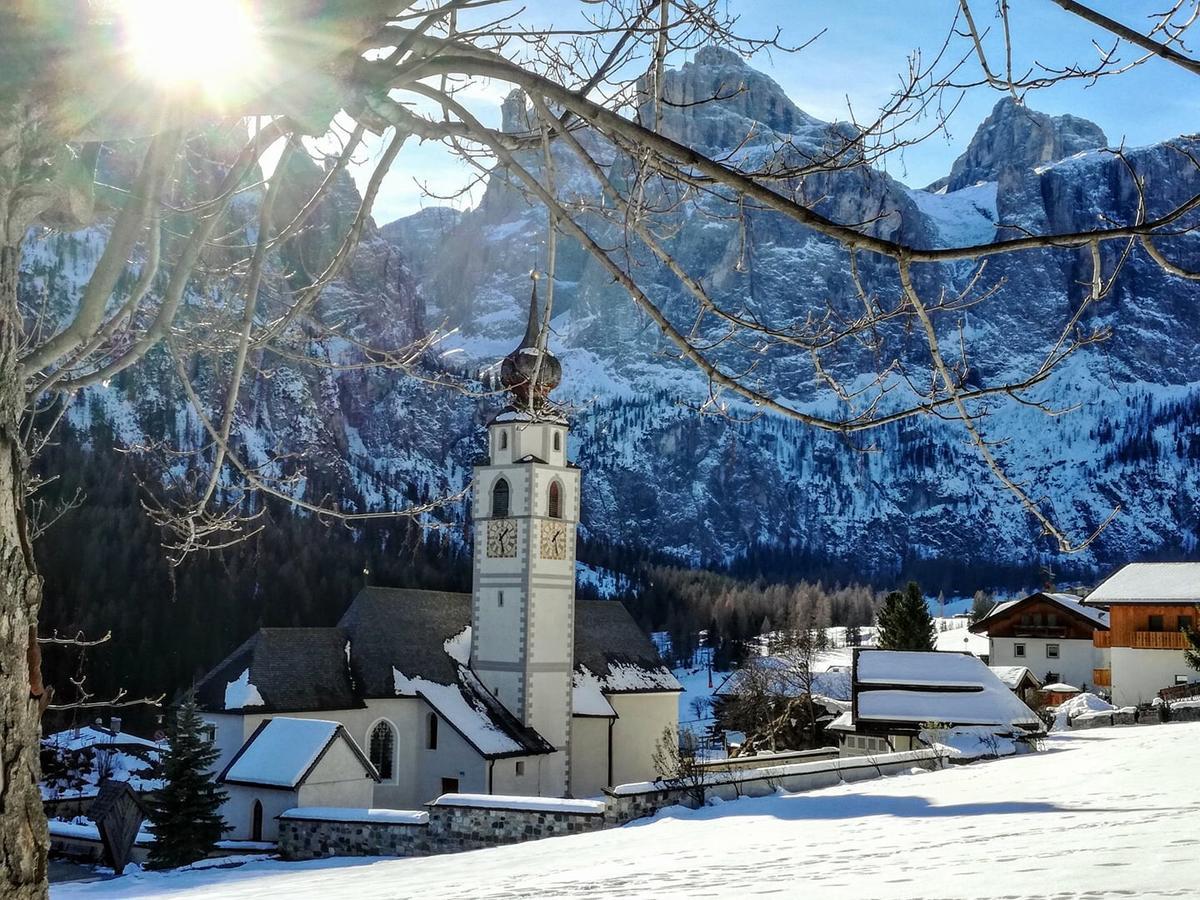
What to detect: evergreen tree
<box><xmin>876</xmin><ymin>582</ymin><xmax>937</xmax><ymax>651</ymax></box>
<box><xmin>145</xmin><ymin>697</ymin><xmax>228</xmax><ymax>869</ymax></box>
<box><xmin>1185</xmin><ymin>620</ymin><xmax>1200</xmax><ymax>673</ymax></box>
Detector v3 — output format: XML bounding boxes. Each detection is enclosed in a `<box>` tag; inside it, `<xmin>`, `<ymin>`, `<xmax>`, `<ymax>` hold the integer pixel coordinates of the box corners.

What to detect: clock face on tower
<box><xmin>486</xmin><ymin>519</ymin><xmax>517</xmax><ymax>558</ymax></box>
<box><xmin>539</xmin><ymin>521</ymin><xmax>568</xmax><ymax>560</ymax></box>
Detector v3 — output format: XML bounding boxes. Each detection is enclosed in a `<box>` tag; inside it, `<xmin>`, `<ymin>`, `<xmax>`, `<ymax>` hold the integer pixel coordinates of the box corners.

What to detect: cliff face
<box><xmin>26</xmin><ymin>52</ymin><xmax>1200</xmax><ymax>588</ymax></box>
<box><xmin>939</xmin><ymin>97</ymin><xmax>1108</xmax><ymax>192</ymax></box>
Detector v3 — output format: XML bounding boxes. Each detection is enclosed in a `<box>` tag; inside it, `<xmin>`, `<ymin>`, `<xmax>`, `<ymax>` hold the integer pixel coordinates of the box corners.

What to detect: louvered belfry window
<box><xmin>548</xmin><ymin>481</ymin><xmax>562</xmax><ymax>519</ymax></box>
<box><xmin>492</xmin><ymin>478</ymin><xmax>510</xmax><ymax>517</ymax></box>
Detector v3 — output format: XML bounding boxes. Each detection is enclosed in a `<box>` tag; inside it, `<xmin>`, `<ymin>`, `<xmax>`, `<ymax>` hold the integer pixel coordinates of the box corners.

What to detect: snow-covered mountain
<box><xmin>25</xmin><ymin>50</ymin><xmax>1200</xmax><ymax>588</ymax></box>
<box><xmin>380</xmin><ymin>51</ymin><xmax>1200</xmax><ymax>582</ymax></box>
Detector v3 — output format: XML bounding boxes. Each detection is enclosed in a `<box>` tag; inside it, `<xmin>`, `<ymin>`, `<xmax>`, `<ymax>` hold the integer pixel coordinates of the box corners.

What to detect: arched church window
<box><xmin>548</xmin><ymin>481</ymin><xmax>562</xmax><ymax>519</ymax></box>
<box><xmin>553</xmin><ymin>432</ymin><xmax>561</xmax><ymax>452</ymax></box>
<box><xmin>369</xmin><ymin>720</ymin><xmax>395</xmax><ymax>780</ymax></box>
<box><xmin>492</xmin><ymin>478</ymin><xmax>510</xmax><ymax>517</ymax></box>
<box><xmin>499</xmin><ymin>430</ymin><xmax>508</xmax><ymax>451</ymax></box>
<box><xmin>427</xmin><ymin>712</ymin><xmax>439</xmax><ymax>750</ymax></box>
<box><xmin>251</xmin><ymin>800</ymin><xmax>263</xmax><ymax>842</ymax></box>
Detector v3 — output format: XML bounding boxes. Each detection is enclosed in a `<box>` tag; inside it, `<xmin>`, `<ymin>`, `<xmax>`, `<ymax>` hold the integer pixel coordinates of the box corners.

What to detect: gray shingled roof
<box><xmin>575</xmin><ymin>601</ymin><xmax>681</xmax><ymax>691</ymax></box>
<box><xmin>194</xmin><ymin>627</ymin><xmax>360</xmax><ymax>713</ymax></box>
<box><xmin>338</xmin><ymin>587</ymin><xmax>471</xmax><ymax>695</ymax></box>
<box><xmin>196</xmin><ymin>590</ymin><xmax>679</xmax><ymax>724</ymax></box>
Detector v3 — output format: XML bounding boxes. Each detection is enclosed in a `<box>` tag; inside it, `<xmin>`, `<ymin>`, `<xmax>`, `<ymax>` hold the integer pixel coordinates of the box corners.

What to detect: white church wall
<box><xmin>489</xmin><ymin>754</ymin><xmax>551</xmax><ymax>796</ymax></box>
<box><xmin>569</xmin><ymin>716</ymin><xmax>611</xmax><ymax>798</ymax></box>
<box><xmin>223</xmin><ymin>784</ymin><xmax>297</xmax><ymax>842</ymax></box>
<box><xmin>202</xmin><ymin>712</ymin><xmax>259</xmax><ymax>775</ymax></box>
<box><xmin>609</xmin><ymin>693</ymin><xmax>679</xmax><ymax>787</ymax></box>
<box><xmin>412</xmin><ymin>709</ymin><xmax>489</xmax><ymax>802</ymax></box>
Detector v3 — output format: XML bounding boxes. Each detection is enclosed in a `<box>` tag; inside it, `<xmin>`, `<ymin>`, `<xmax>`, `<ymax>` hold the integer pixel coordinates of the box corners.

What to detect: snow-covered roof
<box><xmin>573</xmin><ymin>668</ymin><xmax>618</xmax><ymax>717</ymax></box>
<box><xmin>221</xmin><ymin>718</ymin><xmax>377</xmax><ymax>789</ymax></box>
<box><xmin>852</xmin><ymin>650</ymin><xmax>1041</xmax><ymax>730</ymax></box>
<box><xmin>989</xmin><ymin>666</ymin><xmax>1041</xmax><ymax>690</ymax></box>
<box><xmin>971</xmin><ymin>591</ymin><xmax>1109</xmax><ymax>631</ymax></box>
<box><xmin>393</xmin><ymin>667</ymin><xmax>552</xmax><ymax>758</ymax></box>
<box><xmin>224</xmin><ymin>669</ymin><xmax>265</xmax><ymax>710</ymax></box>
<box><xmin>1042</xmin><ymin>683</ymin><xmax>1080</xmax><ymax>693</ymax></box>
<box><xmin>432</xmin><ymin>794</ymin><xmax>606</xmax><ymax>815</ymax></box>
<box><xmin>856</xmin><ymin>690</ymin><xmax>1039</xmax><ymax>727</ymax></box>
<box><xmin>857</xmin><ymin>650</ymin><xmax>990</xmax><ymax>688</ymax></box>
<box><xmin>1085</xmin><ymin>563</ymin><xmax>1200</xmax><ymax>604</ymax></box>
<box><xmin>279</xmin><ymin>808</ymin><xmax>429</xmax><ymax>825</ymax></box>
<box><xmin>42</xmin><ymin>726</ymin><xmax>159</xmax><ymax>752</ymax></box>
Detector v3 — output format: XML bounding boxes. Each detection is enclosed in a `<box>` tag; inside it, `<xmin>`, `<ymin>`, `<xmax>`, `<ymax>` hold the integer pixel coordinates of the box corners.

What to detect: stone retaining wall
<box><xmin>1069</xmin><ymin>703</ymin><xmax>1200</xmax><ymax>730</ymax></box>
<box><xmin>431</xmin><ymin>803</ymin><xmax>607</xmax><ymax>852</ymax></box>
<box><xmin>278</xmin><ymin>815</ymin><xmax>432</xmax><ymax>860</ymax></box>
<box><xmin>279</xmin><ymin>749</ymin><xmax>945</xmax><ymax>861</ymax></box>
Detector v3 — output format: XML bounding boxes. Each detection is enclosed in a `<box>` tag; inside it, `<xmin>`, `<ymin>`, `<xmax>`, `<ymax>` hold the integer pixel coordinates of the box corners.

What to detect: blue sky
<box><xmin>363</xmin><ymin>1</ymin><xmax>1198</xmax><ymax>224</ymax></box>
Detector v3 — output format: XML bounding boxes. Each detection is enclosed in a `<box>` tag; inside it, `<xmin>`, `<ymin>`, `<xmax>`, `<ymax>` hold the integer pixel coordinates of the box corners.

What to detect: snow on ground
<box><xmin>54</xmin><ymin>722</ymin><xmax>1200</xmax><ymax>899</ymax></box>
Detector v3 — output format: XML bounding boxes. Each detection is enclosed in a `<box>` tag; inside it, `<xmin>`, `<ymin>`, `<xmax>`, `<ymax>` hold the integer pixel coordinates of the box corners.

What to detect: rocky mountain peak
<box><xmin>942</xmin><ymin>98</ymin><xmax>1107</xmax><ymax>192</ymax></box>
<box><xmin>501</xmin><ymin>88</ymin><xmax>533</xmax><ymax>134</ymax></box>
<box><xmin>639</xmin><ymin>45</ymin><xmax>822</xmax><ymax>149</ymax></box>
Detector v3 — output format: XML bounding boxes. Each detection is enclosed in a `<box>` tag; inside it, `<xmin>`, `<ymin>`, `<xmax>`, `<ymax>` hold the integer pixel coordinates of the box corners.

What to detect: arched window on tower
<box><xmin>553</xmin><ymin>432</ymin><xmax>561</xmax><ymax>452</ymax></box>
<box><xmin>492</xmin><ymin>478</ymin><xmax>510</xmax><ymax>517</ymax></box>
<box><xmin>369</xmin><ymin>720</ymin><xmax>395</xmax><ymax>780</ymax></box>
<box><xmin>499</xmin><ymin>430</ymin><xmax>508</xmax><ymax>451</ymax></box>
<box><xmin>548</xmin><ymin>481</ymin><xmax>562</xmax><ymax>519</ymax></box>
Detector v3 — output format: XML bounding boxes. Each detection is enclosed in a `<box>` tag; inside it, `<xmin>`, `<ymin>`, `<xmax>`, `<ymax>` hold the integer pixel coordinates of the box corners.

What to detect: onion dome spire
<box><xmin>499</xmin><ymin>271</ymin><xmax>562</xmax><ymax>409</ymax></box>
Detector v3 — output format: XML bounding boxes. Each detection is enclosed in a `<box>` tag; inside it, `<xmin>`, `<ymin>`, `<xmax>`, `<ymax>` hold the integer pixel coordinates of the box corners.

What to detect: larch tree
<box><xmin>2</xmin><ymin>2</ymin><xmax>1200</xmax><ymax>895</ymax></box>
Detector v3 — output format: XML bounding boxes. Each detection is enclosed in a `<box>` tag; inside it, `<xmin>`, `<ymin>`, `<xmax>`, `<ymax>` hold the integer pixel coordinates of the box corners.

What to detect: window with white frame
<box><xmin>1046</xmin><ymin>644</ymin><xmax>1060</xmax><ymax>659</ymax></box>
<box><xmin>1014</xmin><ymin>643</ymin><xmax>1026</xmax><ymax>658</ymax></box>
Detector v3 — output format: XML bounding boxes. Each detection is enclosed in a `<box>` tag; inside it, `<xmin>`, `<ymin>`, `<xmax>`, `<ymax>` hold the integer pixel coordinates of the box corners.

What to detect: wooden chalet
<box><xmin>970</xmin><ymin>591</ymin><xmax>1108</xmax><ymax>690</ymax></box>
<box><xmin>1084</xmin><ymin>563</ymin><xmax>1200</xmax><ymax>706</ymax></box>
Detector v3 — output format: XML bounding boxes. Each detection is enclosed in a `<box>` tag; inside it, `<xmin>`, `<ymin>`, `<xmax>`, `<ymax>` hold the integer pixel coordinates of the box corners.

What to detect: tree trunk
<box><xmin>0</xmin><ymin>243</ymin><xmax>48</xmax><ymax>899</ymax></box>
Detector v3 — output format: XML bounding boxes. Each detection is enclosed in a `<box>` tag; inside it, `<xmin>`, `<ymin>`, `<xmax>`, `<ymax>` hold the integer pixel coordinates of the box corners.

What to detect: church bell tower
<box><xmin>470</xmin><ymin>277</ymin><xmax>578</xmax><ymax>797</ymax></box>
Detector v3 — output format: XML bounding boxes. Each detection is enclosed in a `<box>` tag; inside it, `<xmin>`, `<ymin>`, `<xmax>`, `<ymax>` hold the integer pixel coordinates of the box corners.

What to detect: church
<box><xmin>194</xmin><ymin>289</ymin><xmax>681</xmax><ymax>839</ymax></box>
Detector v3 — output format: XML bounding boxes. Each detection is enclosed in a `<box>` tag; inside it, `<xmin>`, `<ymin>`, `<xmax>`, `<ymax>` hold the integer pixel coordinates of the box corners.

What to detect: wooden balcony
<box><xmin>1132</xmin><ymin>631</ymin><xmax>1189</xmax><ymax>650</ymax></box>
<box><xmin>1013</xmin><ymin>625</ymin><xmax>1067</xmax><ymax>638</ymax></box>
<box><xmin>1092</xmin><ymin>668</ymin><xmax>1111</xmax><ymax>687</ymax></box>
<box><xmin>1093</xmin><ymin>631</ymin><xmax>1111</xmax><ymax>648</ymax></box>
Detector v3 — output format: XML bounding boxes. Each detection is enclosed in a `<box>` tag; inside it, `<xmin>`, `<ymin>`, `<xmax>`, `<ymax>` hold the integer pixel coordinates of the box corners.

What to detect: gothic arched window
<box><xmin>492</xmin><ymin>478</ymin><xmax>510</xmax><ymax>518</ymax></box>
<box><xmin>553</xmin><ymin>432</ymin><xmax>561</xmax><ymax>452</ymax></box>
<box><xmin>426</xmin><ymin>712</ymin><xmax>439</xmax><ymax>750</ymax></box>
<box><xmin>369</xmin><ymin>720</ymin><xmax>395</xmax><ymax>780</ymax></box>
<box><xmin>499</xmin><ymin>430</ymin><xmax>508</xmax><ymax>451</ymax></box>
<box><xmin>548</xmin><ymin>481</ymin><xmax>562</xmax><ymax>519</ymax></box>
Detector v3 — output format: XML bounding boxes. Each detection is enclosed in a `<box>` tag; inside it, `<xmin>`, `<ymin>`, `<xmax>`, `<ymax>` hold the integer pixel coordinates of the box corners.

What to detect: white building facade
<box><xmin>196</xmin><ymin>292</ymin><xmax>680</xmax><ymax>830</ymax></box>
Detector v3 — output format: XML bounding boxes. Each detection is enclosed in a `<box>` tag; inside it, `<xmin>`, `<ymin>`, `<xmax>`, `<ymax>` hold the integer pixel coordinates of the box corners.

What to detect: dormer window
<box><xmin>548</xmin><ymin>481</ymin><xmax>562</xmax><ymax>519</ymax></box>
<box><xmin>492</xmin><ymin>478</ymin><xmax>510</xmax><ymax>518</ymax></box>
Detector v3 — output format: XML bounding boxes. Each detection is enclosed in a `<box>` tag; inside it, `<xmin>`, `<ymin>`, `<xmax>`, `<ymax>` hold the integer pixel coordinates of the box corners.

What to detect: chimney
<box><xmin>109</xmin><ymin>716</ymin><xmax>122</xmax><ymax>737</ymax></box>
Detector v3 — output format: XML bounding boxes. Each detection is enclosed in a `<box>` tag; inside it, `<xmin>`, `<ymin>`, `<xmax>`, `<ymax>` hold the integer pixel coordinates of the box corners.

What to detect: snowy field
<box><xmin>55</xmin><ymin>722</ymin><xmax>1200</xmax><ymax>899</ymax></box>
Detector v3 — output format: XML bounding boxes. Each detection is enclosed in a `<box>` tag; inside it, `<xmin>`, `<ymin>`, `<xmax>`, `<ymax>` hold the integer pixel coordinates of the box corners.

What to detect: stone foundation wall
<box><xmin>431</xmin><ymin>804</ymin><xmax>607</xmax><ymax>852</ymax></box>
<box><xmin>278</xmin><ymin>817</ymin><xmax>432</xmax><ymax>860</ymax></box>
<box><xmin>279</xmin><ymin>749</ymin><xmax>946</xmax><ymax>861</ymax></box>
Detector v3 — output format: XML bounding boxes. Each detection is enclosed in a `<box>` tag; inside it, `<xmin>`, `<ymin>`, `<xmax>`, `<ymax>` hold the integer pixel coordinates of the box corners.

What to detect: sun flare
<box><xmin>121</xmin><ymin>0</ymin><xmax>262</xmax><ymax>97</ymax></box>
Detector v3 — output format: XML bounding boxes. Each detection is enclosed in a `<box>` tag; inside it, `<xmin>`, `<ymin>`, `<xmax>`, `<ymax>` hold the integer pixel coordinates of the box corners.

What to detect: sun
<box><xmin>120</xmin><ymin>0</ymin><xmax>262</xmax><ymax>98</ymax></box>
